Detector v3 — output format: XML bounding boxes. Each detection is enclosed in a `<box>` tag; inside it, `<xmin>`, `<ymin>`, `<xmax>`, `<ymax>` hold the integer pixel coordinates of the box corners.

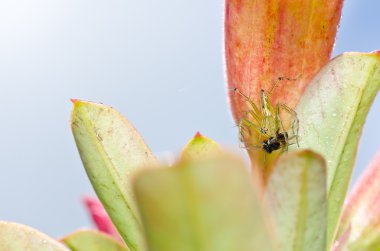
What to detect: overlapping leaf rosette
<box><xmin>1</xmin><ymin>1</ymin><xmax>380</xmax><ymax>251</ymax></box>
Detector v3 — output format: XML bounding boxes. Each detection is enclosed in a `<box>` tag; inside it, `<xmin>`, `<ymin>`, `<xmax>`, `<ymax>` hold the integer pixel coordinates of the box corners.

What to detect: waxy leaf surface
<box><xmin>336</xmin><ymin>151</ymin><xmax>380</xmax><ymax>251</ymax></box>
<box><xmin>266</xmin><ymin>150</ymin><xmax>327</xmax><ymax>251</ymax></box>
<box><xmin>179</xmin><ymin>132</ymin><xmax>220</xmax><ymax>162</ymax></box>
<box><xmin>134</xmin><ymin>155</ymin><xmax>277</xmax><ymax>251</ymax></box>
<box><xmin>71</xmin><ymin>100</ymin><xmax>159</xmax><ymax>251</ymax></box>
<box><xmin>295</xmin><ymin>52</ymin><xmax>380</xmax><ymax>249</ymax></box>
<box><xmin>62</xmin><ymin>230</ymin><xmax>130</xmax><ymax>251</ymax></box>
<box><xmin>0</xmin><ymin>221</ymin><xmax>69</xmax><ymax>251</ymax></box>
<box><xmin>225</xmin><ymin>0</ymin><xmax>343</xmax><ymax>170</ymax></box>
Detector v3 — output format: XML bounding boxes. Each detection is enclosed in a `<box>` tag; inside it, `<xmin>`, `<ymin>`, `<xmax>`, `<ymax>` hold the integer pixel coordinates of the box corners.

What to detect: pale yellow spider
<box><xmin>232</xmin><ymin>77</ymin><xmax>300</xmax><ymax>156</ymax></box>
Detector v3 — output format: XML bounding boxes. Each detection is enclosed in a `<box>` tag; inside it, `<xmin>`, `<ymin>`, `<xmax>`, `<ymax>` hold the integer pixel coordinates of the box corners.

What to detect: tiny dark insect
<box><xmin>231</xmin><ymin>77</ymin><xmax>300</xmax><ymax>157</ymax></box>
<box><xmin>262</xmin><ymin>131</ymin><xmax>288</xmax><ymax>154</ymax></box>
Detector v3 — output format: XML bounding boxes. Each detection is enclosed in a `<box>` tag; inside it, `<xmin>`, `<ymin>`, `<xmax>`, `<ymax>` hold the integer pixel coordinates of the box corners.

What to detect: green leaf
<box><xmin>0</xmin><ymin>221</ymin><xmax>69</xmax><ymax>251</ymax></box>
<box><xmin>62</xmin><ymin>230</ymin><xmax>130</xmax><ymax>251</ymax></box>
<box><xmin>179</xmin><ymin>132</ymin><xmax>221</xmax><ymax>162</ymax></box>
<box><xmin>348</xmin><ymin>228</ymin><xmax>380</xmax><ymax>251</ymax></box>
<box><xmin>265</xmin><ymin>150</ymin><xmax>327</xmax><ymax>251</ymax></box>
<box><xmin>295</xmin><ymin>52</ymin><xmax>380</xmax><ymax>249</ymax></box>
<box><xmin>134</xmin><ymin>155</ymin><xmax>277</xmax><ymax>251</ymax></box>
<box><xmin>71</xmin><ymin>100</ymin><xmax>159</xmax><ymax>251</ymax></box>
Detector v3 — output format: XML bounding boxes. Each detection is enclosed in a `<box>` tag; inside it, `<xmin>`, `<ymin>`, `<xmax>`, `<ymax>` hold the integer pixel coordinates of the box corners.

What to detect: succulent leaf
<box><xmin>0</xmin><ymin>221</ymin><xmax>69</xmax><ymax>251</ymax></box>
<box><xmin>266</xmin><ymin>150</ymin><xmax>327</xmax><ymax>251</ymax></box>
<box><xmin>62</xmin><ymin>230</ymin><xmax>130</xmax><ymax>251</ymax></box>
<box><xmin>225</xmin><ymin>0</ymin><xmax>343</xmax><ymax>170</ymax></box>
<box><xmin>179</xmin><ymin>132</ymin><xmax>221</xmax><ymax>162</ymax></box>
<box><xmin>71</xmin><ymin>100</ymin><xmax>159</xmax><ymax>251</ymax></box>
<box><xmin>335</xmin><ymin>151</ymin><xmax>380</xmax><ymax>251</ymax></box>
<box><xmin>134</xmin><ymin>155</ymin><xmax>277</xmax><ymax>251</ymax></box>
<box><xmin>295</xmin><ymin>52</ymin><xmax>380</xmax><ymax>249</ymax></box>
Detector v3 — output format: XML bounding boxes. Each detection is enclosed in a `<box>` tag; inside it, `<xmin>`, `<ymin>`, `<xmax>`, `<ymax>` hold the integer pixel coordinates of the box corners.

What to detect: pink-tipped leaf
<box><xmin>335</xmin><ymin>151</ymin><xmax>380</xmax><ymax>250</ymax></box>
<box><xmin>83</xmin><ymin>196</ymin><xmax>121</xmax><ymax>241</ymax></box>
<box><xmin>225</xmin><ymin>0</ymin><xmax>343</xmax><ymax>171</ymax></box>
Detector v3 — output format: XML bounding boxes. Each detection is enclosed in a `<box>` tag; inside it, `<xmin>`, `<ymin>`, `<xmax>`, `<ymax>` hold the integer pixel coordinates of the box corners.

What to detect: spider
<box><xmin>232</xmin><ymin>77</ymin><xmax>300</xmax><ymax>156</ymax></box>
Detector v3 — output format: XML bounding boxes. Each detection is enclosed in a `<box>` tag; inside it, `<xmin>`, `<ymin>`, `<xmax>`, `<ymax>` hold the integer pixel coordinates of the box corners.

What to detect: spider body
<box><xmin>262</xmin><ymin>137</ymin><xmax>281</xmax><ymax>154</ymax></box>
<box><xmin>232</xmin><ymin>77</ymin><xmax>300</xmax><ymax>156</ymax></box>
<box><xmin>262</xmin><ymin>131</ymin><xmax>288</xmax><ymax>154</ymax></box>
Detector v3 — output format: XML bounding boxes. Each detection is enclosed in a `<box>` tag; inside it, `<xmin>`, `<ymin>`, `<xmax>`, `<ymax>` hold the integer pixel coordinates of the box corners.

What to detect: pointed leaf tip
<box><xmin>194</xmin><ymin>131</ymin><xmax>202</xmax><ymax>138</ymax></box>
<box><xmin>180</xmin><ymin>133</ymin><xmax>220</xmax><ymax>162</ymax></box>
<box><xmin>71</xmin><ymin>101</ymin><xmax>158</xmax><ymax>251</ymax></box>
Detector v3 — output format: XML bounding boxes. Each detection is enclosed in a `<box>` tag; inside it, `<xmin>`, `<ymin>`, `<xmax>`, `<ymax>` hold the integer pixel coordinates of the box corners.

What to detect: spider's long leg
<box><xmin>279</xmin><ymin>103</ymin><xmax>300</xmax><ymax>147</ymax></box>
<box><xmin>268</xmin><ymin>76</ymin><xmax>300</xmax><ymax>97</ymax></box>
<box><xmin>240</xmin><ymin>118</ymin><xmax>265</xmax><ymax>136</ymax></box>
<box><xmin>231</xmin><ymin>88</ymin><xmax>259</xmax><ymax>111</ymax></box>
<box><xmin>276</xmin><ymin>103</ymin><xmax>289</xmax><ymax>152</ymax></box>
<box><xmin>236</xmin><ymin>129</ymin><xmax>262</xmax><ymax>151</ymax></box>
<box><xmin>230</xmin><ymin>87</ymin><xmax>264</xmax><ymax>123</ymax></box>
<box><xmin>260</xmin><ymin>89</ymin><xmax>279</xmax><ymax>137</ymax></box>
<box><xmin>238</xmin><ymin>117</ymin><xmax>269</xmax><ymax>153</ymax></box>
<box><xmin>286</xmin><ymin>136</ymin><xmax>301</xmax><ymax>147</ymax></box>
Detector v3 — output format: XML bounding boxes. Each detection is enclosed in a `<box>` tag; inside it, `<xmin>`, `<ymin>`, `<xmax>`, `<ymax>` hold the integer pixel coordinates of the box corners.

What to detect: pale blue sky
<box><xmin>0</xmin><ymin>0</ymin><xmax>379</xmax><ymax>236</ymax></box>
